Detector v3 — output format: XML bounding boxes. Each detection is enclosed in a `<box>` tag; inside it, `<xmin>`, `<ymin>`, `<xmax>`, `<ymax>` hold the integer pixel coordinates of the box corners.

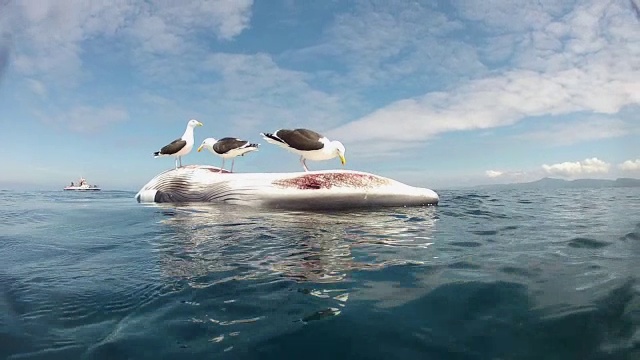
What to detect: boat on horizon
<box><xmin>64</xmin><ymin>177</ymin><xmax>101</xmax><ymax>191</ymax></box>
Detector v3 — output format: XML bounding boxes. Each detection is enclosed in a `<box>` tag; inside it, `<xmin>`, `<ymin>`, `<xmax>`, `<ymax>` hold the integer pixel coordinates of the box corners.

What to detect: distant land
<box><xmin>472</xmin><ymin>177</ymin><xmax>640</xmax><ymax>190</ymax></box>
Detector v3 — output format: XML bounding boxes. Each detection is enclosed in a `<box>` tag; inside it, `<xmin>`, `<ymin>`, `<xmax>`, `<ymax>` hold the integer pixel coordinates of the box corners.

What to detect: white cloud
<box><xmin>324</xmin><ymin>0</ymin><xmax>640</xmax><ymax>155</ymax></box>
<box><xmin>124</xmin><ymin>52</ymin><xmax>352</xmax><ymax>138</ymax></box>
<box><xmin>483</xmin><ymin>169</ymin><xmax>537</xmax><ymax>183</ymax></box>
<box><xmin>190</xmin><ymin>53</ymin><xmax>349</xmax><ymax>133</ymax></box>
<box><xmin>26</xmin><ymin>78</ymin><xmax>47</xmax><ymax>97</ymax></box>
<box><xmin>327</xmin><ymin>66</ymin><xmax>638</xmax><ymax>144</ymax></box>
<box><xmin>2</xmin><ymin>0</ymin><xmax>639</xmax><ymax>155</ymax></box>
<box><xmin>290</xmin><ymin>0</ymin><xmax>482</xmax><ymax>90</ymax></box>
<box><xmin>39</xmin><ymin>105</ymin><xmax>129</xmax><ymax>134</ymax></box>
<box><xmin>125</xmin><ymin>0</ymin><xmax>253</xmax><ymax>54</ymax></box>
<box><xmin>485</xmin><ymin>170</ymin><xmax>503</xmax><ymax>178</ymax></box>
<box><xmin>0</xmin><ymin>0</ymin><xmax>257</xmax><ymax>134</ymax></box>
<box><xmin>514</xmin><ymin>117</ymin><xmax>630</xmax><ymax>146</ymax></box>
<box><xmin>2</xmin><ymin>0</ymin><xmax>254</xmax><ymax>85</ymax></box>
<box><xmin>128</xmin><ymin>15</ymin><xmax>185</xmax><ymax>55</ymax></box>
<box><xmin>542</xmin><ymin>157</ymin><xmax>611</xmax><ymax>178</ymax></box>
<box><xmin>4</xmin><ymin>1</ymin><xmax>132</xmax><ymax>85</ymax></box>
<box><xmin>451</xmin><ymin>0</ymin><xmax>572</xmax><ymax>32</ymax></box>
<box><xmin>618</xmin><ymin>159</ymin><xmax>640</xmax><ymax>171</ymax></box>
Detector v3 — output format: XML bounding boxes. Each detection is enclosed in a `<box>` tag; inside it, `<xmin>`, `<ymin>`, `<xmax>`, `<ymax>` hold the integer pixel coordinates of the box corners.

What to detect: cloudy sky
<box><xmin>0</xmin><ymin>0</ymin><xmax>638</xmax><ymax>190</ymax></box>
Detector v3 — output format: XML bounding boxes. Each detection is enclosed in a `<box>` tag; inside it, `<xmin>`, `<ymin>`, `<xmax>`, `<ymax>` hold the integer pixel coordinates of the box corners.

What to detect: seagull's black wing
<box><xmin>213</xmin><ymin>138</ymin><xmax>254</xmax><ymax>154</ymax></box>
<box><xmin>159</xmin><ymin>139</ymin><xmax>187</xmax><ymax>155</ymax></box>
<box><xmin>274</xmin><ymin>129</ymin><xmax>325</xmax><ymax>151</ymax></box>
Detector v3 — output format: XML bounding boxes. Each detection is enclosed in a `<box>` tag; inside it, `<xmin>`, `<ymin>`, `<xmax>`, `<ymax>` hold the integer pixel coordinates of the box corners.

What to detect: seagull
<box><xmin>153</xmin><ymin>119</ymin><xmax>203</xmax><ymax>169</ymax></box>
<box><xmin>260</xmin><ymin>128</ymin><xmax>346</xmax><ymax>172</ymax></box>
<box><xmin>197</xmin><ymin>137</ymin><xmax>259</xmax><ymax>173</ymax></box>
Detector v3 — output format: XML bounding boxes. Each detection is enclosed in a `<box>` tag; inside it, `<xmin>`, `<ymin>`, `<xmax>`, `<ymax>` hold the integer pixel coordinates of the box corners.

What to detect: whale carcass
<box><xmin>135</xmin><ymin>165</ymin><xmax>439</xmax><ymax>210</ymax></box>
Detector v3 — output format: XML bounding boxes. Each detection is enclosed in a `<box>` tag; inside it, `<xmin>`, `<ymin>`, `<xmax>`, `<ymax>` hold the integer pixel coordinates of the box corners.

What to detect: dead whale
<box><xmin>135</xmin><ymin>165</ymin><xmax>439</xmax><ymax>210</ymax></box>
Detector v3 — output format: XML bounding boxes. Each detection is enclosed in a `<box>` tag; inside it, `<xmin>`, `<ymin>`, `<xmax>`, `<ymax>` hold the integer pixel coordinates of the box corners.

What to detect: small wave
<box><xmin>620</xmin><ymin>231</ymin><xmax>640</xmax><ymax>241</ymax></box>
<box><xmin>0</xmin><ymin>209</ymin><xmax>54</xmax><ymax>226</ymax></box>
<box><xmin>499</xmin><ymin>266</ymin><xmax>541</xmax><ymax>278</ymax></box>
<box><xmin>464</xmin><ymin>209</ymin><xmax>509</xmax><ymax>219</ymax></box>
<box><xmin>567</xmin><ymin>237</ymin><xmax>611</xmax><ymax>249</ymax></box>
<box><xmin>501</xmin><ymin>225</ymin><xmax>519</xmax><ymax>231</ymax></box>
<box><xmin>449</xmin><ymin>241</ymin><xmax>483</xmax><ymax>248</ymax></box>
<box><xmin>471</xmin><ymin>230</ymin><xmax>498</xmax><ymax>236</ymax></box>
<box><xmin>447</xmin><ymin>261</ymin><xmax>482</xmax><ymax>270</ymax></box>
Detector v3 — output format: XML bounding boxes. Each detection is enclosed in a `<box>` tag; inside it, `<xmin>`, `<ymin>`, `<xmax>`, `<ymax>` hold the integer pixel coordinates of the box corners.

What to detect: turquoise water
<box><xmin>1</xmin><ymin>188</ymin><xmax>639</xmax><ymax>359</ymax></box>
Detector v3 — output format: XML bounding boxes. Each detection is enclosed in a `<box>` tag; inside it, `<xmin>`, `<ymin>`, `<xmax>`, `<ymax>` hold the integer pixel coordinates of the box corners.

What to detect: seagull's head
<box><xmin>197</xmin><ymin>138</ymin><xmax>217</xmax><ymax>152</ymax></box>
<box><xmin>188</xmin><ymin>119</ymin><xmax>203</xmax><ymax>128</ymax></box>
<box><xmin>333</xmin><ymin>141</ymin><xmax>346</xmax><ymax>165</ymax></box>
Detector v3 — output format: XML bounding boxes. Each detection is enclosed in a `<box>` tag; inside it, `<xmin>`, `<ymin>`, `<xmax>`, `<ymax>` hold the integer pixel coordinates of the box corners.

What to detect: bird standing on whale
<box><xmin>260</xmin><ymin>128</ymin><xmax>346</xmax><ymax>172</ymax></box>
<box><xmin>153</xmin><ymin>119</ymin><xmax>203</xmax><ymax>169</ymax></box>
<box><xmin>197</xmin><ymin>137</ymin><xmax>259</xmax><ymax>173</ymax></box>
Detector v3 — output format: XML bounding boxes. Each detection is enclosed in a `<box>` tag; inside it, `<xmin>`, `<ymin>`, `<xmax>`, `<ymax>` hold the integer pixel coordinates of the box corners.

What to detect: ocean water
<box><xmin>0</xmin><ymin>187</ymin><xmax>639</xmax><ymax>360</ymax></box>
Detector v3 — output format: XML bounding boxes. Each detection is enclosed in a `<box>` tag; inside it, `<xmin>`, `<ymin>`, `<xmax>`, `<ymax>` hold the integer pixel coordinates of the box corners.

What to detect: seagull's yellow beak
<box><xmin>197</xmin><ymin>121</ymin><xmax>203</xmax><ymax>126</ymax></box>
<box><xmin>339</xmin><ymin>154</ymin><xmax>346</xmax><ymax>165</ymax></box>
<box><xmin>197</xmin><ymin>145</ymin><xmax>203</xmax><ymax>152</ymax></box>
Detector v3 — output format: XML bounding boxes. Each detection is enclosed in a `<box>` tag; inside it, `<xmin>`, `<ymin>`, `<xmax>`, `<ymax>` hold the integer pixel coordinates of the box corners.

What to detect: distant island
<box><xmin>473</xmin><ymin>177</ymin><xmax>640</xmax><ymax>190</ymax></box>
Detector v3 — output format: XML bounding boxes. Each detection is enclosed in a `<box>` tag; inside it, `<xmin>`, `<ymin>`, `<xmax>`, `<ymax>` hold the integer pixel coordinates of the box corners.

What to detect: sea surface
<box><xmin>0</xmin><ymin>187</ymin><xmax>639</xmax><ymax>360</ymax></box>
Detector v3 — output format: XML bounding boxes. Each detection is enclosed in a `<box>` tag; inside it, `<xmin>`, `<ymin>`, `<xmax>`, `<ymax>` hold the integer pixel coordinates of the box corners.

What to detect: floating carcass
<box><xmin>135</xmin><ymin>165</ymin><xmax>438</xmax><ymax>210</ymax></box>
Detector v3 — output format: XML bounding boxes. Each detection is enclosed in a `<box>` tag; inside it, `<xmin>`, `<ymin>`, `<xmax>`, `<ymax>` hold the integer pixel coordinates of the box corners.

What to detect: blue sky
<box><xmin>0</xmin><ymin>0</ymin><xmax>639</xmax><ymax>191</ymax></box>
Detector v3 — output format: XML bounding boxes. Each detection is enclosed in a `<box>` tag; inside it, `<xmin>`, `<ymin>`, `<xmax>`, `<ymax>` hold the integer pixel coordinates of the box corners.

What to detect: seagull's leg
<box><xmin>230</xmin><ymin>159</ymin><xmax>235</xmax><ymax>173</ymax></box>
<box><xmin>174</xmin><ymin>157</ymin><xmax>178</xmax><ymax>169</ymax></box>
<box><xmin>300</xmin><ymin>156</ymin><xmax>309</xmax><ymax>172</ymax></box>
<box><xmin>220</xmin><ymin>158</ymin><xmax>225</xmax><ymax>173</ymax></box>
<box><xmin>179</xmin><ymin>156</ymin><xmax>183</xmax><ymax>167</ymax></box>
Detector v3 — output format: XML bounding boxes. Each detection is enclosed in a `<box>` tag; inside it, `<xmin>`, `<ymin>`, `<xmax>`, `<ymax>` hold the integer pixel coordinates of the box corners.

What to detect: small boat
<box><xmin>64</xmin><ymin>177</ymin><xmax>101</xmax><ymax>191</ymax></box>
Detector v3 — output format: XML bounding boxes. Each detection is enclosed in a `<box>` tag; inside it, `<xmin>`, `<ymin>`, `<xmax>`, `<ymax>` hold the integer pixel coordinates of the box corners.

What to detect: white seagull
<box><xmin>153</xmin><ymin>119</ymin><xmax>203</xmax><ymax>169</ymax></box>
<box><xmin>197</xmin><ymin>137</ymin><xmax>259</xmax><ymax>173</ymax></box>
<box><xmin>260</xmin><ymin>128</ymin><xmax>346</xmax><ymax>172</ymax></box>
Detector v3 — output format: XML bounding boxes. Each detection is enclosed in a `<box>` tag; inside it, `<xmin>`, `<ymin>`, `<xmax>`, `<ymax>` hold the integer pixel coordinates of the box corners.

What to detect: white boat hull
<box><xmin>64</xmin><ymin>186</ymin><xmax>101</xmax><ymax>191</ymax></box>
<box><xmin>135</xmin><ymin>165</ymin><xmax>438</xmax><ymax>210</ymax></box>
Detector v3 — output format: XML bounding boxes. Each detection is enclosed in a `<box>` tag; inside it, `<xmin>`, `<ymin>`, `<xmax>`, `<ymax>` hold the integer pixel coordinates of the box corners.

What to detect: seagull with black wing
<box><xmin>197</xmin><ymin>137</ymin><xmax>259</xmax><ymax>173</ymax></box>
<box><xmin>260</xmin><ymin>128</ymin><xmax>346</xmax><ymax>172</ymax></box>
<box><xmin>153</xmin><ymin>119</ymin><xmax>203</xmax><ymax>169</ymax></box>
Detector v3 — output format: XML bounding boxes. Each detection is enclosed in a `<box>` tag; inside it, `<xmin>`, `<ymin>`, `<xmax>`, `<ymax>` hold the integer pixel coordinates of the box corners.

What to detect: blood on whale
<box><xmin>272</xmin><ymin>173</ymin><xmax>390</xmax><ymax>190</ymax></box>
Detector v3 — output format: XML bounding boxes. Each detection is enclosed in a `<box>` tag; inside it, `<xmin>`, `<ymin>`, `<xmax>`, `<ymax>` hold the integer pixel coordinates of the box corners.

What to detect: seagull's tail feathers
<box><xmin>153</xmin><ymin>151</ymin><xmax>161</xmax><ymax>157</ymax></box>
<box><xmin>240</xmin><ymin>144</ymin><xmax>260</xmax><ymax>156</ymax></box>
<box><xmin>260</xmin><ymin>132</ymin><xmax>285</xmax><ymax>146</ymax></box>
